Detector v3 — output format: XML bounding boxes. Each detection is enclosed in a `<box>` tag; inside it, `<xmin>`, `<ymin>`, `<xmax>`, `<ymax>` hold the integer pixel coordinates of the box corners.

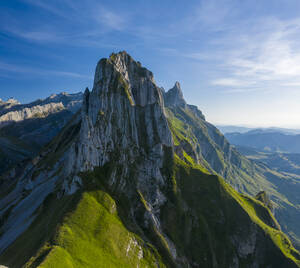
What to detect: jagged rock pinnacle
<box><xmin>164</xmin><ymin>81</ymin><xmax>187</xmax><ymax>108</ymax></box>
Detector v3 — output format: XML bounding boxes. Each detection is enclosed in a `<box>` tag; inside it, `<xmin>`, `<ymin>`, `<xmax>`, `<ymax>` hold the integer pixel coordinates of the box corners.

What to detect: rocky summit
<box><xmin>164</xmin><ymin>81</ymin><xmax>187</xmax><ymax>108</ymax></box>
<box><xmin>0</xmin><ymin>52</ymin><xmax>299</xmax><ymax>268</ymax></box>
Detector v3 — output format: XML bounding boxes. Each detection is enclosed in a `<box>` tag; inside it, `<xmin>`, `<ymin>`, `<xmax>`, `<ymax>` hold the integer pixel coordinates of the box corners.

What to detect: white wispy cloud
<box><xmin>200</xmin><ymin>16</ymin><xmax>300</xmax><ymax>89</ymax></box>
<box><xmin>94</xmin><ymin>7</ymin><xmax>126</xmax><ymax>31</ymax></box>
<box><xmin>14</xmin><ymin>29</ymin><xmax>62</xmax><ymax>42</ymax></box>
<box><xmin>212</xmin><ymin>78</ymin><xmax>255</xmax><ymax>87</ymax></box>
<box><xmin>5</xmin><ymin>0</ymin><xmax>300</xmax><ymax>93</ymax></box>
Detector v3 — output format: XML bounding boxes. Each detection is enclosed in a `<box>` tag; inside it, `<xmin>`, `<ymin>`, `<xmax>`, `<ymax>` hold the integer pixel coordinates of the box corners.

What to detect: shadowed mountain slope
<box><xmin>0</xmin><ymin>93</ymin><xmax>83</xmax><ymax>175</ymax></box>
<box><xmin>164</xmin><ymin>84</ymin><xmax>300</xmax><ymax>251</ymax></box>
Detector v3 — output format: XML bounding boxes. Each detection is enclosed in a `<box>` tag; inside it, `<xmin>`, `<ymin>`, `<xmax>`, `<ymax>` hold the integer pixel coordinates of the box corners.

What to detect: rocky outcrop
<box><xmin>187</xmin><ymin>104</ymin><xmax>206</xmax><ymax>120</ymax></box>
<box><xmin>164</xmin><ymin>81</ymin><xmax>187</xmax><ymax>108</ymax></box>
<box><xmin>0</xmin><ymin>102</ymin><xmax>65</xmax><ymax>127</ymax></box>
<box><xmin>0</xmin><ymin>98</ymin><xmax>20</xmax><ymax>112</ymax></box>
<box><xmin>44</xmin><ymin>92</ymin><xmax>83</xmax><ymax>113</ymax></box>
<box><xmin>164</xmin><ymin>82</ymin><xmax>205</xmax><ymax>121</ymax></box>
<box><xmin>0</xmin><ymin>92</ymin><xmax>82</xmax><ymax>127</ymax></box>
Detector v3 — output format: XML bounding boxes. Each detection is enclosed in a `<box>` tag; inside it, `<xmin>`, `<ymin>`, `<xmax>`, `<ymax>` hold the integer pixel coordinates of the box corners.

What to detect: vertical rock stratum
<box><xmin>0</xmin><ymin>52</ymin><xmax>299</xmax><ymax>268</ymax></box>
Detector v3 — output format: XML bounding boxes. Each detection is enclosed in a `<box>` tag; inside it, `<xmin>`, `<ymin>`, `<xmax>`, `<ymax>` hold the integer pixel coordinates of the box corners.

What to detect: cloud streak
<box><xmin>201</xmin><ymin>16</ymin><xmax>300</xmax><ymax>90</ymax></box>
<box><xmin>212</xmin><ymin>78</ymin><xmax>255</xmax><ymax>87</ymax></box>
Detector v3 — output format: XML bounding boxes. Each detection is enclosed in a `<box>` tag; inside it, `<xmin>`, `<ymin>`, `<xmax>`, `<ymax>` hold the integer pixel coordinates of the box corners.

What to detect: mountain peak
<box><xmin>74</xmin><ymin>51</ymin><xmax>172</xmax><ymax>171</ymax></box>
<box><xmin>93</xmin><ymin>52</ymin><xmax>159</xmax><ymax>108</ymax></box>
<box><xmin>6</xmin><ymin>98</ymin><xmax>20</xmax><ymax>105</ymax></box>
<box><xmin>174</xmin><ymin>81</ymin><xmax>181</xmax><ymax>90</ymax></box>
<box><xmin>107</xmin><ymin>51</ymin><xmax>154</xmax><ymax>82</ymax></box>
<box><xmin>164</xmin><ymin>81</ymin><xmax>187</xmax><ymax>108</ymax></box>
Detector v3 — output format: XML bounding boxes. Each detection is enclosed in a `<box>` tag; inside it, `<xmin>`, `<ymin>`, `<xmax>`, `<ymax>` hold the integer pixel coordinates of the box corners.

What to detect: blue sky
<box><xmin>1</xmin><ymin>0</ymin><xmax>300</xmax><ymax>127</ymax></box>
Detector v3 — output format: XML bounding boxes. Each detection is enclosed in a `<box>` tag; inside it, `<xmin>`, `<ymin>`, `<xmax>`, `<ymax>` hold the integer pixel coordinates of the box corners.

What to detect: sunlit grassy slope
<box><xmin>18</xmin><ymin>155</ymin><xmax>299</xmax><ymax>267</ymax></box>
<box><xmin>28</xmin><ymin>190</ymin><xmax>165</xmax><ymax>268</ymax></box>
<box><xmin>166</xmin><ymin>106</ymin><xmax>300</xmax><ymax>251</ymax></box>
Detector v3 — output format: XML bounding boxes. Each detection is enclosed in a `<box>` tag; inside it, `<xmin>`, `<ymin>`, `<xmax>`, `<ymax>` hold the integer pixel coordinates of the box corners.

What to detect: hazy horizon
<box><xmin>1</xmin><ymin>0</ymin><xmax>300</xmax><ymax>128</ymax></box>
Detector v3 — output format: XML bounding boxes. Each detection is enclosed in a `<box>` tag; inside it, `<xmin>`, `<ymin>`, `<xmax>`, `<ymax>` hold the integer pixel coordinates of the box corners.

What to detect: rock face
<box><xmin>67</xmin><ymin>52</ymin><xmax>172</xmax><ymax>172</ymax></box>
<box><xmin>164</xmin><ymin>81</ymin><xmax>187</xmax><ymax>108</ymax></box>
<box><xmin>0</xmin><ymin>52</ymin><xmax>299</xmax><ymax>268</ymax></box>
<box><xmin>187</xmin><ymin>104</ymin><xmax>206</xmax><ymax>120</ymax></box>
<box><xmin>164</xmin><ymin>82</ymin><xmax>205</xmax><ymax>120</ymax></box>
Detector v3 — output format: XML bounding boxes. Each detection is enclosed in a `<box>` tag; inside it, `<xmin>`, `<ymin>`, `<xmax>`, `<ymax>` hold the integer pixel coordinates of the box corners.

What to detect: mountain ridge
<box><xmin>218</xmin><ymin>125</ymin><xmax>300</xmax><ymax>135</ymax></box>
<box><xmin>225</xmin><ymin>131</ymin><xmax>300</xmax><ymax>153</ymax></box>
<box><xmin>0</xmin><ymin>92</ymin><xmax>83</xmax><ymax>175</ymax></box>
<box><xmin>0</xmin><ymin>51</ymin><xmax>299</xmax><ymax>267</ymax></box>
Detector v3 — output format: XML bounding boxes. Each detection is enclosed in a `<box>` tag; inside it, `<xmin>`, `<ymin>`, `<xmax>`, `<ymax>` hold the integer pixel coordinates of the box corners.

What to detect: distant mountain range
<box><xmin>217</xmin><ymin>125</ymin><xmax>300</xmax><ymax>135</ymax></box>
<box><xmin>225</xmin><ymin>130</ymin><xmax>300</xmax><ymax>153</ymax></box>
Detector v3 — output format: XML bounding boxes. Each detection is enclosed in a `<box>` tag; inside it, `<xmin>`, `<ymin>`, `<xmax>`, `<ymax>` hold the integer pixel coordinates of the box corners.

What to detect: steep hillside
<box><xmin>0</xmin><ymin>93</ymin><xmax>83</xmax><ymax>175</ymax></box>
<box><xmin>0</xmin><ymin>52</ymin><xmax>299</xmax><ymax>267</ymax></box>
<box><xmin>236</xmin><ymin>145</ymin><xmax>300</xmax><ymax>176</ymax></box>
<box><xmin>164</xmin><ymin>86</ymin><xmax>300</xmax><ymax>251</ymax></box>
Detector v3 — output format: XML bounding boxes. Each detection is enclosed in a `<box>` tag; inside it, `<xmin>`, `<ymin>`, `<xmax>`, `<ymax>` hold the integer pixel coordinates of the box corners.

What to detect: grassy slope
<box><xmin>17</xmin><ymin>156</ymin><xmax>299</xmax><ymax>268</ymax></box>
<box><xmin>0</xmin><ymin>155</ymin><xmax>298</xmax><ymax>267</ymax></box>
<box><xmin>0</xmin><ymin>192</ymin><xmax>81</xmax><ymax>268</ymax></box>
<box><xmin>33</xmin><ymin>190</ymin><xmax>165</xmax><ymax>268</ymax></box>
<box><xmin>166</xmin><ymin>106</ymin><xmax>300</xmax><ymax>250</ymax></box>
<box><xmin>165</xmin><ymin>107</ymin><xmax>274</xmax><ymax>195</ymax></box>
<box><xmin>161</xmin><ymin>155</ymin><xmax>300</xmax><ymax>267</ymax></box>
